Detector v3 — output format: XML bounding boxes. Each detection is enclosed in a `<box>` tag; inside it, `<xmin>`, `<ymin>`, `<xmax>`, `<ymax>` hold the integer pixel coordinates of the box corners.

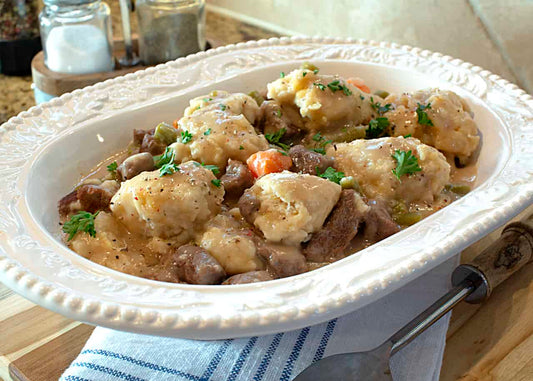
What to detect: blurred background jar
<box><xmin>0</xmin><ymin>0</ymin><xmax>42</xmax><ymax>76</ymax></box>
<box><xmin>135</xmin><ymin>0</ymin><xmax>206</xmax><ymax>65</ymax></box>
<box><xmin>39</xmin><ymin>0</ymin><xmax>114</xmax><ymax>74</ymax></box>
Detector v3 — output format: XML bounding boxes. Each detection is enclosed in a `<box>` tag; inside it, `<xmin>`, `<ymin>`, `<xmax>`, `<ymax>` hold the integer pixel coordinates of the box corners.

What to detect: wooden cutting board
<box><xmin>1</xmin><ymin>205</ymin><xmax>532</xmax><ymax>381</ymax></box>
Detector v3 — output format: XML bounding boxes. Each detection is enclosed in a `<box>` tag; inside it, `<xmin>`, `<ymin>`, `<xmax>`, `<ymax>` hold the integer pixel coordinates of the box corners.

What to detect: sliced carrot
<box><xmin>246</xmin><ymin>149</ymin><xmax>292</xmax><ymax>178</ymax></box>
<box><xmin>347</xmin><ymin>78</ymin><xmax>371</xmax><ymax>94</ymax></box>
<box><xmin>172</xmin><ymin>119</ymin><xmax>179</xmax><ymax>129</ymax></box>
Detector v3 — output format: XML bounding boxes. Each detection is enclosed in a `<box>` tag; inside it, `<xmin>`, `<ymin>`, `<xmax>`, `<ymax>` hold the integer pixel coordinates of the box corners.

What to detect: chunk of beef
<box><xmin>148</xmin><ymin>267</ymin><xmax>180</xmax><ymax>283</ymax></box>
<box><xmin>259</xmin><ymin>101</ymin><xmax>303</xmax><ymax>138</ymax></box>
<box><xmin>256</xmin><ymin>242</ymin><xmax>307</xmax><ymax>278</ymax></box>
<box><xmin>289</xmin><ymin>145</ymin><xmax>335</xmax><ymax>175</ymax></box>
<box><xmin>363</xmin><ymin>200</ymin><xmax>400</xmax><ymax>243</ymax></box>
<box><xmin>133</xmin><ymin>128</ymin><xmax>148</xmax><ymax>146</ymax></box>
<box><xmin>77</xmin><ymin>184</ymin><xmax>114</xmax><ymax>213</ymax></box>
<box><xmin>303</xmin><ymin>190</ymin><xmax>365</xmax><ymax>262</ymax></box>
<box><xmin>58</xmin><ymin>189</ymin><xmax>79</xmax><ymax>217</ymax></box>
<box><xmin>117</xmin><ymin>152</ymin><xmax>155</xmax><ymax>181</ymax></box>
<box><xmin>220</xmin><ymin>160</ymin><xmax>254</xmax><ymax>197</ymax></box>
<box><xmin>238</xmin><ymin>190</ymin><xmax>261</xmax><ymax>226</ymax></box>
<box><xmin>168</xmin><ymin>245</ymin><xmax>226</xmax><ymax>285</ymax></box>
<box><xmin>136</xmin><ymin>128</ymin><xmax>166</xmax><ymax>155</ymax></box>
<box><xmin>222</xmin><ymin>271</ymin><xmax>273</xmax><ymax>285</ymax></box>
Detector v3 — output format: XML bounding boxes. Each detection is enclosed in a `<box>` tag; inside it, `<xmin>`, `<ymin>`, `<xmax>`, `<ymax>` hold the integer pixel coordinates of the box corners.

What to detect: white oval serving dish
<box><xmin>1</xmin><ymin>37</ymin><xmax>532</xmax><ymax>339</ymax></box>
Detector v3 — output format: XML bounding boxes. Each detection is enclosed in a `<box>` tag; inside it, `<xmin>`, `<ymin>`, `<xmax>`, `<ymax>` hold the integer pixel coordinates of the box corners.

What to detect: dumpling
<box><xmin>328</xmin><ymin>137</ymin><xmax>450</xmax><ymax>204</ymax></box>
<box><xmin>172</xmin><ymin>92</ymin><xmax>269</xmax><ymax>169</ymax></box>
<box><xmin>267</xmin><ymin>69</ymin><xmax>374</xmax><ymax>131</ymax></box>
<box><xmin>244</xmin><ymin>171</ymin><xmax>341</xmax><ymax>245</ymax></box>
<box><xmin>110</xmin><ymin>161</ymin><xmax>224</xmax><ymax>239</ymax></box>
<box><xmin>196</xmin><ymin>212</ymin><xmax>264</xmax><ymax>275</ymax></box>
<box><xmin>383</xmin><ymin>89</ymin><xmax>480</xmax><ymax>160</ymax></box>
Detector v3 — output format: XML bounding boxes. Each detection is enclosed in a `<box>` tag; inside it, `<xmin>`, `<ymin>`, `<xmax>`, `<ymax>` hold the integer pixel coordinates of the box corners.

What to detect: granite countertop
<box><xmin>0</xmin><ymin>9</ymin><xmax>277</xmax><ymax>125</ymax></box>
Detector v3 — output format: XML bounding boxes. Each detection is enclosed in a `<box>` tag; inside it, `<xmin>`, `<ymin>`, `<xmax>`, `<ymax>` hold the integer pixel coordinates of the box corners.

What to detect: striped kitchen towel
<box><xmin>61</xmin><ymin>255</ymin><xmax>458</xmax><ymax>381</ymax></box>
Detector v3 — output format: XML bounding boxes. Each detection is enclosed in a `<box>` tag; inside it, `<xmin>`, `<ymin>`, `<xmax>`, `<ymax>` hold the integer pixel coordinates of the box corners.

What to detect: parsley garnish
<box><xmin>302</xmin><ymin>72</ymin><xmax>307</xmax><ymax>77</ymax></box>
<box><xmin>313</xmin><ymin>69</ymin><xmax>319</xmax><ymax>74</ymax></box>
<box><xmin>194</xmin><ymin>162</ymin><xmax>220</xmax><ymax>175</ymax></box>
<box><xmin>181</xmin><ymin>130</ymin><xmax>193</xmax><ymax>144</ymax></box>
<box><xmin>62</xmin><ymin>211</ymin><xmax>99</xmax><ymax>241</ymax></box>
<box><xmin>107</xmin><ymin>161</ymin><xmax>118</xmax><ymax>173</ymax></box>
<box><xmin>327</xmin><ymin>80</ymin><xmax>352</xmax><ymax>96</ymax></box>
<box><xmin>311</xmin><ymin>132</ymin><xmax>332</xmax><ymax>154</ymax></box>
<box><xmin>280</xmin><ymin>72</ymin><xmax>285</xmax><ymax>78</ymax></box>
<box><xmin>370</xmin><ymin>97</ymin><xmax>392</xmax><ymax>115</ymax></box>
<box><xmin>219</xmin><ymin>104</ymin><xmax>227</xmax><ymax>111</ymax></box>
<box><xmin>159</xmin><ymin>163</ymin><xmax>180</xmax><ymax>176</ymax></box>
<box><xmin>316</xmin><ymin>166</ymin><xmax>345</xmax><ymax>184</ymax></box>
<box><xmin>155</xmin><ymin>146</ymin><xmax>180</xmax><ymax>176</ymax></box>
<box><xmin>391</xmin><ymin>150</ymin><xmax>422</xmax><ymax>181</ymax></box>
<box><xmin>314</xmin><ymin>83</ymin><xmax>326</xmax><ymax>91</ymax></box>
<box><xmin>203</xmin><ymin>97</ymin><xmax>212</xmax><ymax>102</ymax></box>
<box><xmin>360</xmin><ymin>95</ymin><xmax>365</xmax><ymax>101</ymax></box>
<box><xmin>404</xmin><ymin>134</ymin><xmax>412</xmax><ymax>138</ymax></box>
<box><xmin>204</xmin><ymin>128</ymin><xmax>212</xmax><ymax>136</ymax></box>
<box><xmin>265</xmin><ymin>128</ymin><xmax>290</xmax><ymax>150</ymax></box>
<box><xmin>154</xmin><ymin>146</ymin><xmax>174</xmax><ymax>168</ymax></box>
<box><xmin>416</xmin><ymin>103</ymin><xmax>433</xmax><ymax>126</ymax></box>
<box><xmin>211</xmin><ymin>179</ymin><xmax>221</xmax><ymax>187</ymax></box>
<box><xmin>275</xmin><ymin>109</ymin><xmax>282</xmax><ymax>118</ymax></box>
<box><xmin>239</xmin><ymin>145</ymin><xmax>244</xmax><ymax>150</ymax></box>
<box><xmin>366</xmin><ymin>117</ymin><xmax>390</xmax><ymax>139</ymax></box>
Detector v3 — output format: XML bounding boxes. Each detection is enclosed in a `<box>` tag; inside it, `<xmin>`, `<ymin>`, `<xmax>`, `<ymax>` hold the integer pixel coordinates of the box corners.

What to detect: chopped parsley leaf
<box><xmin>302</xmin><ymin>71</ymin><xmax>307</xmax><ymax>77</ymax></box>
<box><xmin>180</xmin><ymin>130</ymin><xmax>193</xmax><ymax>144</ymax></box>
<box><xmin>327</xmin><ymin>80</ymin><xmax>352</xmax><ymax>96</ymax></box>
<box><xmin>159</xmin><ymin>163</ymin><xmax>180</xmax><ymax>176</ymax></box>
<box><xmin>313</xmin><ymin>69</ymin><xmax>319</xmax><ymax>74</ymax></box>
<box><xmin>275</xmin><ymin>109</ymin><xmax>282</xmax><ymax>118</ymax></box>
<box><xmin>265</xmin><ymin>128</ymin><xmax>290</xmax><ymax>150</ymax></box>
<box><xmin>416</xmin><ymin>103</ymin><xmax>433</xmax><ymax>126</ymax></box>
<box><xmin>311</xmin><ymin>147</ymin><xmax>326</xmax><ymax>155</ymax></box>
<box><xmin>107</xmin><ymin>161</ymin><xmax>118</xmax><ymax>173</ymax></box>
<box><xmin>239</xmin><ymin>145</ymin><xmax>244</xmax><ymax>150</ymax></box>
<box><xmin>211</xmin><ymin>179</ymin><xmax>221</xmax><ymax>187</ymax></box>
<box><xmin>194</xmin><ymin>162</ymin><xmax>220</xmax><ymax>175</ymax></box>
<box><xmin>280</xmin><ymin>71</ymin><xmax>285</xmax><ymax>78</ymax></box>
<box><xmin>366</xmin><ymin>117</ymin><xmax>390</xmax><ymax>139</ymax></box>
<box><xmin>154</xmin><ymin>146</ymin><xmax>175</xmax><ymax>168</ymax></box>
<box><xmin>62</xmin><ymin>211</ymin><xmax>99</xmax><ymax>241</ymax></box>
<box><xmin>219</xmin><ymin>104</ymin><xmax>227</xmax><ymax>111</ymax></box>
<box><xmin>370</xmin><ymin>97</ymin><xmax>392</xmax><ymax>115</ymax></box>
<box><xmin>204</xmin><ymin>128</ymin><xmax>212</xmax><ymax>136</ymax></box>
<box><xmin>391</xmin><ymin>150</ymin><xmax>422</xmax><ymax>181</ymax></box>
<box><xmin>314</xmin><ymin>82</ymin><xmax>326</xmax><ymax>91</ymax></box>
<box><xmin>311</xmin><ymin>132</ymin><xmax>332</xmax><ymax>154</ymax></box>
<box><xmin>360</xmin><ymin>95</ymin><xmax>365</xmax><ymax>101</ymax></box>
<box><xmin>202</xmin><ymin>97</ymin><xmax>212</xmax><ymax>102</ymax></box>
<box><xmin>404</xmin><ymin>134</ymin><xmax>412</xmax><ymax>138</ymax></box>
<box><xmin>316</xmin><ymin>166</ymin><xmax>345</xmax><ymax>184</ymax></box>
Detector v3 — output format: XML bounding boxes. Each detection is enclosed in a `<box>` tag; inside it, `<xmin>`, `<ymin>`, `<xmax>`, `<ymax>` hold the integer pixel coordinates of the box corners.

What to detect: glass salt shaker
<box><xmin>39</xmin><ymin>0</ymin><xmax>114</xmax><ymax>74</ymax></box>
<box><xmin>135</xmin><ymin>0</ymin><xmax>206</xmax><ymax>65</ymax></box>
<box><xmin>0</xmin><ymin>0</ymin><xmax>42</xmax><ymax>75</ymax></box>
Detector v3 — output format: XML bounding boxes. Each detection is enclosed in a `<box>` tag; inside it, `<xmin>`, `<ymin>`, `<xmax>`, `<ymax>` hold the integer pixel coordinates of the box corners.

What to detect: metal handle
<box><xmin>389</xmin><ymin>213</ymin><xmax>533</xmax><ymax>355</ymax></box>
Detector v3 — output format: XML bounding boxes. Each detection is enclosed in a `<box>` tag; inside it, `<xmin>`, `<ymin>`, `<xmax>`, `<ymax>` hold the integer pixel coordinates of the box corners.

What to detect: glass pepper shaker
<box><xmin>39</xmin><ymin>0</ymin><xmax>114</xmax><ymax>74</ymax></box>
<box><xmin>0</xmin><ymin>0</ymin><xmax>42</xmax><ymax>76</ymax></box>
<box><xmin>135</xmin><ymin>0</ymin><xmax>206</xmax><ymax>65</ymax></box>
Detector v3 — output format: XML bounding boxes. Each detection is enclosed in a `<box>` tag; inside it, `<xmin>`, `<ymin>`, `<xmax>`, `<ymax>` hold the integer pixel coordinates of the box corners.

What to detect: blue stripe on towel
<box><xmin>313</xmin><ymin>319</ymin><xmax>337</xmax><ymax>362</ymax></box>
<box><xmin>80</xmin><ymin>349</ymin><xmax>202</xmax><ymax>380</ymax></box>
<box><xmin>227</xmin><ymin>337</ymin><xmax>258</xmax><ymax>381</ymax></box>
<box><xmin>201</xmin><ymin>339</ymin><xmax>234</xmax><ymax>380</ymax></box>
<box><xmin>70</xmin><ymin>362</ymin><xmax>147</xmax><ymax>381</ymax></box>
<box><xmin>63</xmin><ymin>376</ymin><xmax>93</xmax><ymax>381</ymax></box>
<box><xmin>279</xmin><ymin>327</ymin><xmax>310</xmax><ymax>381</ymax></box>
<box><xmin>252</xmin><ymin>333</ymin><xmax>284</xmax><ymax>381</ymax></box>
